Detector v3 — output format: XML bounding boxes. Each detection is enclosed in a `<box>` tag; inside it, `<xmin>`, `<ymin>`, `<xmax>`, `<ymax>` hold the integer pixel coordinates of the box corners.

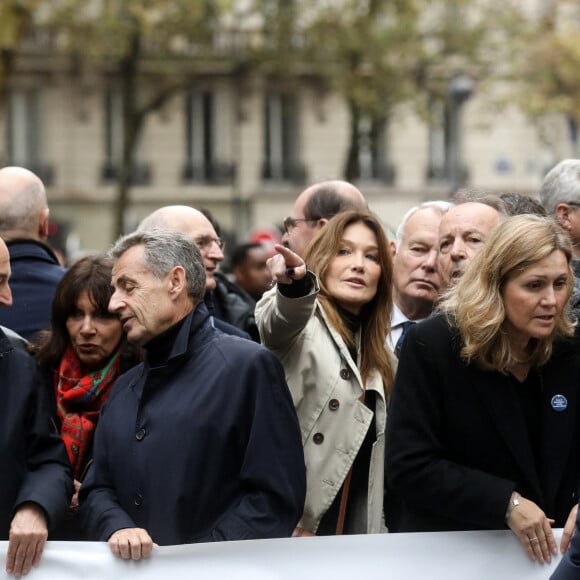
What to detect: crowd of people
<box><xmin>2</xmin><ymin>161</ymin><xmax>580</xmax><ymax>579</ymax></box>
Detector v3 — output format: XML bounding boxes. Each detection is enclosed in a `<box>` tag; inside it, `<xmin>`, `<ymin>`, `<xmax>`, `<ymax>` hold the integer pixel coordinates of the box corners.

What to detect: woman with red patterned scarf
<box><xmin>34</xmin><ymin>255</ymin><xmax>139</xmax><ymax>539</ymax></box>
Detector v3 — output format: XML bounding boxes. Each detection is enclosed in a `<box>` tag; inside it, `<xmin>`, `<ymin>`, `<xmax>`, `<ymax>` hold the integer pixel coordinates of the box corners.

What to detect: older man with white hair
<box><xmin>387</xmin><ymin>201</ymin><xmax>451</xmax><ymax>356</ymax></box>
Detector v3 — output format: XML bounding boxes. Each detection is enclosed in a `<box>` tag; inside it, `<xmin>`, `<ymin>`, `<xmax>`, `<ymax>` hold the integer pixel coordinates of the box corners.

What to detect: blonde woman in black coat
<box><xmin>386</xmin><ymin>215</ymin><xmax>580</xmax><ymax>565</ymax></box>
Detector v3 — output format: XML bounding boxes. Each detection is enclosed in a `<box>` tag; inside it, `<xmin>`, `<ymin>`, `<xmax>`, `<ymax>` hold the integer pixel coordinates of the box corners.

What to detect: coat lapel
<box><xmin>538</xmin><ymin>352</ymin><xmax>580</xmax><ymax>508</ymax></box>
<box><xmin>316</xmin><ymin>303</ymin><xmax>365</xmax><ymax>390</ymax></box>
<box><xmin>472</xmin><ymin>369</ymin><xmax>544</xmax><ymax>501</ymax></box>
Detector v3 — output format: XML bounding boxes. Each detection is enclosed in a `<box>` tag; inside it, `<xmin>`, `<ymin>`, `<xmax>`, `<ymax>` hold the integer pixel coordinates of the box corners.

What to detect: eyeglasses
<box><xmin>283</xmin><ymin>216</ymin><xmax>318</xmax><ymax>233</ymax></box>
<box><xmin>563</xmin><ymin>201</ymin><xmax>580</xmax><ymax>208</ymax></box>
<box><xmin>194</xmin><ymin>235</ymin><xmax>225</xmax><ymax>251</ymax></box>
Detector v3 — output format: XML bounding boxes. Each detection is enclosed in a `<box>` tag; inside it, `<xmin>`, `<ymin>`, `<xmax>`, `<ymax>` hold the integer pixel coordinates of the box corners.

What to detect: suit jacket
<box><xmin>385</xmin><ymin>314</ymin><xmax>580</xmax><ymax>532</ymax></box>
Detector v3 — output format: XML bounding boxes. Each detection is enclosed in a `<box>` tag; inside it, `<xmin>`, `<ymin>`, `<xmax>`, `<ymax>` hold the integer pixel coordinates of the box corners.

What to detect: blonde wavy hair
<box><xmin>440</xmin><ymin>214</ymin><xmax>575</xmax><ymax>372</ymax></box>
<box><xmin>303</xmin><ymin>210</ymin><xmax>395</xmax><ymax>394</ymax></box>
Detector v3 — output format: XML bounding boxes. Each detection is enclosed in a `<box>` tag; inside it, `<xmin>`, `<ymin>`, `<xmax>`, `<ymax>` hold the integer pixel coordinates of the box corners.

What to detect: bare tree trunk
<box><xmin>0</xmin><ymin>1</ymin><xmax>35</xmax><ymax>109</ymax></box>
<box><xmin>0</xmin><ymin>51</ymin><xmax>15</xmax><ymax>110</ymax></box>
<box><xmin>113</xmin><ymin>26</ymin><xmax>141</xmax><ymax>240</ymax></box>
<box><xmin>345</xmin><ymin>101</ymin><xmax>360</xmax><ymax>181</ymax></box>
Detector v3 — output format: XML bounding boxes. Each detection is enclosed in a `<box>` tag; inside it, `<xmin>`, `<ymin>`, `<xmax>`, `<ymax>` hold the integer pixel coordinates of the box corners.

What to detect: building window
<box><xmin>427</xmin><ymin>99</ymin><xmax>449</xmax><ymax>181</ymax></box>
<box><xmin>262</xmin><ymin>93</ymin><xmax>305</xmax><ymax>183</ymax></box>
<box><xmin>182</xmin><ymin>91</ymin><xmax>235</xmax><ymax>184</ymax></box>
<box><xmin>351</xmin><ymin>114</ymin><xmax>395</xmax><ymax>184</ymax></box>
<box><xmin>6</xmin><ymin>89</ymin><xmax>53</xmax><ymax>184</ymax></box>
<box><xmin>101</xmin><ymin>88</ymin><xmax>150</xmax><ymax>185</ymax></box>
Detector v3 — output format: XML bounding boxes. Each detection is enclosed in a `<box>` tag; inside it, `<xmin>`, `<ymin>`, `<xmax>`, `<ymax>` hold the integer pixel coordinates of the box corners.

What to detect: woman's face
<box><xmin>325</xmin><ymin>222</ymin><xmax>381</xmax><ymax>315</ymax></box>
<box><xmin>502</xmin><ymin>250</ymin><xmax>569</xmax><ymax>348</ymax></box>
<box><xmin>66</xmin><ymin>290</ymin><xmax>124</xmax><ymax>371</ymax></box>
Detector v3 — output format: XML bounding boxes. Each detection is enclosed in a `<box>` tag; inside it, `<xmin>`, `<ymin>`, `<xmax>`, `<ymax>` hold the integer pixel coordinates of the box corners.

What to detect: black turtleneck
<box><xmin>337</xmin><ymin>305</ymin><xmax>360</xmax><ymax>362</ymax></box>
<box><xmin>144</xmin><ymin>316</ymin><xmax>188</xmax><ymax>368</ymax></box>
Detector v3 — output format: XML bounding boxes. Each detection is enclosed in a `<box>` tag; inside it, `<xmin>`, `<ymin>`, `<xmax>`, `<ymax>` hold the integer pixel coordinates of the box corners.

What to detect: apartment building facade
<box><xmin>0</xmin><ymin>8</ymin><xmax>574</xmax><ymax>254</ymax></box>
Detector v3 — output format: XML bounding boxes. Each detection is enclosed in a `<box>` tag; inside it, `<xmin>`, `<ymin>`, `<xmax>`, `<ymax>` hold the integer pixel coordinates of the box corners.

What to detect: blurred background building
<box><xmin>0</xmin><ymin>0</ymin><xmax>577</xmax><ymax>256</ymax></box>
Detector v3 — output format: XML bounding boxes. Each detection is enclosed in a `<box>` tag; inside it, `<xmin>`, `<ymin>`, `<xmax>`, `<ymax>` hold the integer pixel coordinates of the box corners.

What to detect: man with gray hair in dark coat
<box><xmin>80</xmin><ymin>228</ymin><xmax>305</xmax><ymax>560</ymax></box>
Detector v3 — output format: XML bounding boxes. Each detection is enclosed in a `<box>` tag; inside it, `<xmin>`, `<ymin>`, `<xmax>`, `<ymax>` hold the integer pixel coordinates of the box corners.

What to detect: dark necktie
<box><xmin>394</xmin><ymin>321</ymin><xmax>415</xmax><ymax>358</ymax></box>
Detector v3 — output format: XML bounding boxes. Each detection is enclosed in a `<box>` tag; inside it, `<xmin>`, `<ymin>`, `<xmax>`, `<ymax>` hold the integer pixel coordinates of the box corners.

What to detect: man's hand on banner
<box><xmin>108</xmin><ymin>528</ymin><xmax>154</xmax><ymax>560</ymax></box>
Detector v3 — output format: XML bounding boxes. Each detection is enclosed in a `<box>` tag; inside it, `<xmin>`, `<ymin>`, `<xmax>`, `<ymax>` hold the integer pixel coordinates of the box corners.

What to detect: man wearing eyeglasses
<box><xmin>282</xmin><ymin>180</ymin><xmax>367</xmax><ymax>257</ymax></box>
<box><xmin>540</xmin><ymin>159</ymin><xmax>580</xmax><ymax>320</ymax></box>
<box><xmin>137</xmin><ymin>206</ymin><xmax>253</xmax><ymax>339</ymax></box>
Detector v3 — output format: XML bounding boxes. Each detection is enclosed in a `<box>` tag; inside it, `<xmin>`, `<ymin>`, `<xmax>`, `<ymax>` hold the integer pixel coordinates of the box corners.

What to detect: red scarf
<box><xmin>55</xmin><ymin>346</ymin><xmax>121</xmax><ymax>479</ymax></box>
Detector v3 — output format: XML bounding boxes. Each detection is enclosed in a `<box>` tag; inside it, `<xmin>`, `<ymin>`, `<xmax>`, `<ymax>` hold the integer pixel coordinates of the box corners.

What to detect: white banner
<box><xmin>0</xmin><ymin>529</ymin><xmax>566</xmax><ymax>579</ymax></box>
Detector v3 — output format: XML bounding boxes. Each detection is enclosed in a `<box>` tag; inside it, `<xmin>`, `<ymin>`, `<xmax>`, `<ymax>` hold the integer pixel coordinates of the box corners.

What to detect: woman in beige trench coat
<box><xmin>255</xmin><ymin>210</ymin><xmax>396</xmax><ymax>536</ymax></box>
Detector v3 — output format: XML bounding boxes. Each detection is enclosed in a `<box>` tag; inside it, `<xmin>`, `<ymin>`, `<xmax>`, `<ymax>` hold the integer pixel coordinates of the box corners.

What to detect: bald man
<box><xmin>0</xmin><ymin>167</ymin><xmax>66</xmax><ymax>340</ymax></box>
<box><xmin>138</xmin><ymin>206</ymin><xmax>256</xmax><ymax>339</ymax></box>
<box><xmin>139</xmin><ymin>205</ymin><xmax>225</xmax><ymax>292</ymax></box>
<box><xmin>282</xmin><ymin>180</ymin><xmax>367</xmax><ymax>257</ymax></box>
<box><xmin>438</xmin><ymin>202</ymin><xmax>503</xmax><ymax>290</ymax></box>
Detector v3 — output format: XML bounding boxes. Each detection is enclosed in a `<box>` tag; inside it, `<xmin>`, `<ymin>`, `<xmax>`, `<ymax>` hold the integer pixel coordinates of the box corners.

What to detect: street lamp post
<box><xmin>448</xmin><ymin>73</ymin><xmax>475</xmax><ymax>195</ymax></box>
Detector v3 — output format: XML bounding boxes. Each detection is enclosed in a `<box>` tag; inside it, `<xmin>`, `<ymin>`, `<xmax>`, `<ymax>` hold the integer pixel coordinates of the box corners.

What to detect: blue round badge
<box><xmin>551</xmin><ymin>394</ymin><xmax>568</xmax><ymax>412</ymax></box>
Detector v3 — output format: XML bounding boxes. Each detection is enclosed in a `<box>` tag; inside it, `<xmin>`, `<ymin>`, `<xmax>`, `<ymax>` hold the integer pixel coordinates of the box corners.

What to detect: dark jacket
<box><xmin>385</xmin><ymin>314</ymin><xmax>580</xmax><ymax>532</ymax></box>
<box><xmin>0</xmin><ymin>328</ymin><xmax>73</xmax><ymax>538</ymax></box>
<box><xmin>0</xmin><ymin>325</ymin><xmax>28</xmax><ymax>350</ymax></box>
<box><xmin>204</xmin><ymin>292</ymin><xmax>251</xmax><ymax>340</ymax></box>
<box><xmin>80</xmin><ymin>302</ymin><xmax>306</xmax><ymax>545</ymax></box>
<box><xmin>211</xmin><ymin>272</ymin><xmax>259</xmax><ymax>341</ymax></box>
<box><xmin>550</xmin><ymin>501</ymin><xmax>580</xmax><ymax>579</ymax></box>
<box><xmin>0</xmin><ymin>240</ymin><xmax>66</xmax><ymax>340</ymax></box>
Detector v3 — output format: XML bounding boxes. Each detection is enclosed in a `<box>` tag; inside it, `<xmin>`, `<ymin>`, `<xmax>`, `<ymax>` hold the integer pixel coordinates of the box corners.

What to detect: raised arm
<box><xmin>255</xmin><ymin>244</ymin><xmax>319</xmax><ymax>350</ymax></box>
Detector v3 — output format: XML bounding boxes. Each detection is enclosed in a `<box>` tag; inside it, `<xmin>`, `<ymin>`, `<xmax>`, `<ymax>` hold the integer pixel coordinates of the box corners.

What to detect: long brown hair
<box><xmin>303</xmin><ymin>210</ymin><xmax>395</xmax><ymax>394</ymax></box>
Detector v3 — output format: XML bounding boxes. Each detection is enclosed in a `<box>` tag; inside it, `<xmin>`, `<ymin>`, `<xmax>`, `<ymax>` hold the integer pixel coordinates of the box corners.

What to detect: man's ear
<box><xmin>315</xmin><ymin>218</ymin><xmax>328</xmax><ymax>231</ymax></box>
<box><xmin>556</xmin><ymin>203</ymin><xmax>573</xmax><ymax>231</ymax></box>
<box><xmin>38</xmin><ymin>208</ymin><xmax>50</xmax><ymax>241</ymax></box>
<box><xmin>390</xmin><ymin>240</ymin><xmax>397</xmax><ymax>257</ymax></box>
<box><xmin>168</xmin><ymin>266</ymin><xmax>187</xmax><ymax>297</ymax></box>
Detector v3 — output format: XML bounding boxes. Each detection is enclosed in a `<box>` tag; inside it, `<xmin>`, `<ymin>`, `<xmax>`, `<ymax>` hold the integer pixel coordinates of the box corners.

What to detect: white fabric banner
<box><xmin>0</xmin><ymin>529</ymin><xmax>565</xmax><ymax>579</ymax></box>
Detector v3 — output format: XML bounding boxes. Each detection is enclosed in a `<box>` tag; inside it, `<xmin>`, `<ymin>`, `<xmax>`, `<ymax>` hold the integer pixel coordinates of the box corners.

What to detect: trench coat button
<box><xmin>135</xmin><ymin>428</ymin><xmax>146</xmax><ymax>441</ymax></box>
<box><xmin>313</xmin><ymin>432</ymin><xmax>324</xmax><ymax>444</ymax></box>
<box><xmin>340</xmin><ymin>369</ymin><xmax>351</xmax><ymax>380</ymax></box>
<box><xmin>134</xmin><ymin>494</ymin><xmax>143</xmax><ymax>507</ymax></box>
<box><xmin>329</xmin><ymin>399</ymin><xmax>340</xmax><ymax>411</ymax></box>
